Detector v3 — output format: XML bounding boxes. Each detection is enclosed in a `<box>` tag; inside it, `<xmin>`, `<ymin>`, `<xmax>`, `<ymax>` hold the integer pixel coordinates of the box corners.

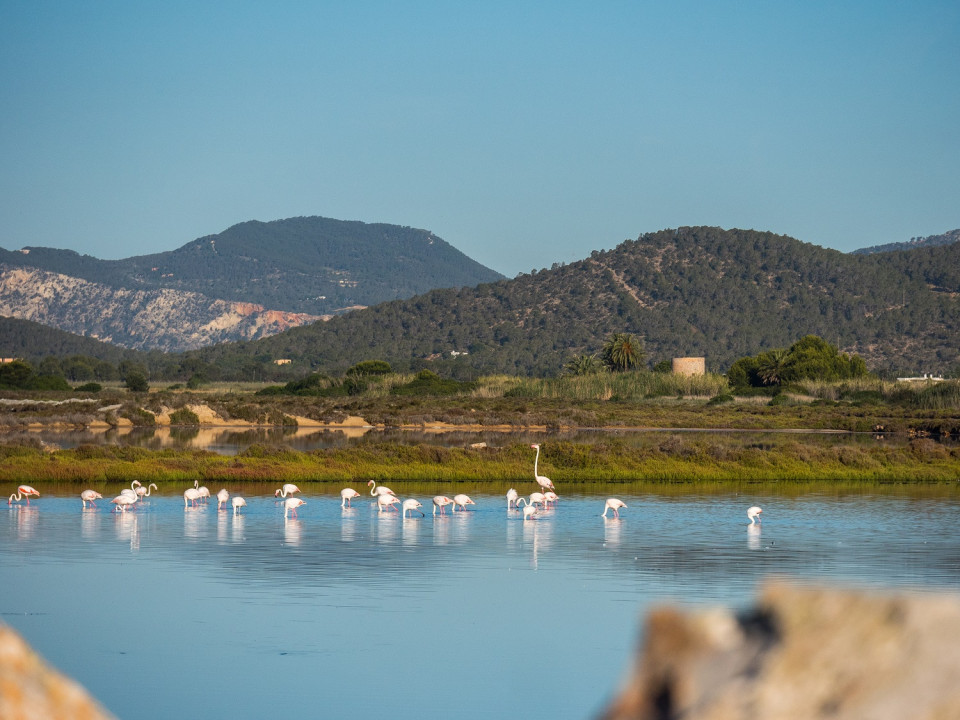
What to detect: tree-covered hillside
<box><xmin>189</xmin><ymin>227</ymin><xmax>960</xmax><ymax>378</ymax></box>
<box><xmin>0</xmin><ymin>216</ymin><xmax>504</xmax><ymax>315</ymax></box>
<box><xmin>852</xmin><ymin>229</ymin><xmax>960</xmax><ymax>255</ymax></box>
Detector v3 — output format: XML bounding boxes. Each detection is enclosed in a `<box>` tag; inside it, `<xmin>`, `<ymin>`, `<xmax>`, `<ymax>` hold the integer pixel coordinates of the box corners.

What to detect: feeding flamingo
<box><xmin>367</xmin><ymin>480</ymin><xmax>396</xmax><ymax>497</ymax></box>
<box><xmin>184</xmin><ymin>487</ymin><xmax>201</xmax><ymax>507</ymax></box>
<box><xmin>517</xmin><ymin>492</ymin><xmax>545</xmax><ymax>509</ymax></box>
<box><xmin>284</xmin><ymin>497</ymin><xmax>306</xmax><ymax>517</ymax></box>
<box><xmin>506</xmin><ymin>488</ymin><xmax>519</xmax><ymax>509</ymax></box>
<box><xmin>216</xmin><ymin>489</ymin><xmax>230</xmax><ymax>510</ymax></box>
<box><xmin>232</xmin><ymin>496</ymin><xmax>247</xmax><ymax>515</ymax></box>
<box><xmin>340</xmin><ymin>488</ymin><xmax>361</xmax><ymax>507</ymax></box>
<box><xmin>453</xmin><ymin>494</ymin><xmax>475</xmax><ymax>512</ymax></box>
<box><xmin>9</xmin><ymin>485</ymin><xmax>40</xmax><ymax>505</ymax></box>
<box><xmin>402</xmin><ymin>499</ymin><xmax>425</xmax><ymax>518</ymax></box>
<box><xmin>80</xmin><ymin>489</ymin><xmax>102</xmax><ymax>508</ymax></box>
<box><xmin>377</xmin><ymin>494</ymin><xmax>401</xmax><ymax>513</ymax></box>
<box><xmin>747</xmin><ymin>506</ymin><xmax>763</xmax><ymax>524</ymax></box>
<box><xmin>432</xmin><ymin>496</ymin><xmax>454</xmax><ymax>515</ymax></box>
<box><xmin>543</xmin><ymin>491</ymin><xmax>559</xmax><ymax>507</ymax></box>
<box><xmin>522</xmin><ymin>504</ymin><xmax>539</xmax><ymax>521</ymax></box>
<box><xmin>274</xmin><ymin>484</ymin><xmax>301</xmax><ymax>499</ymax></box>
<box><xmin>111</xmin><ymin>494</ymin><xmax>137</xmax><ymax>512</ymax></box>
<box><xmin>530</xmin><ymin>444</ymin><xmax>555</xmax><ymax>493</ymax></box>
<box><xmin>602</xmin><ymin>498</ymin><xmax>627</xmax><ymax>518</ymax></box>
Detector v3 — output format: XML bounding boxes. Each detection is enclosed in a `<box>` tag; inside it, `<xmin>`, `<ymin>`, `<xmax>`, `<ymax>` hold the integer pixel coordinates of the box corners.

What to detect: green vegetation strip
<box><xmin>1</xmin><ymin>439</ymin><xmax>958</xmax><ymax>487</ymax></box>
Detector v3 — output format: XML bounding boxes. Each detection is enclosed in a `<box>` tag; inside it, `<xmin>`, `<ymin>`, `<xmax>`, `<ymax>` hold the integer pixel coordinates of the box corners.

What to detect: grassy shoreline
<box><xmin>2</xmin><ymin>438</ymin><xmax>958</xmax><ymax>489</ymax></box>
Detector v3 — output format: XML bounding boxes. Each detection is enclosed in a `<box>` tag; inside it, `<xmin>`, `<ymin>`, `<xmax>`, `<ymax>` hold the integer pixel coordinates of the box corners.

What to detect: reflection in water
<box><xmin>375</xmin><ymin>512</ymin><xmax>399</xmax><ymax>545</ymax></box>
<box><xmin>114</xmin><ymin>511</ymin><xmax>139</xmax><ymax>552</ymax></box>
<box><xmin>340</xmin><ymin>508</ymin><xmax>358</xmax><ymax>542</ymax></box>
<box><xmin>432</xmin><ymin>516</ymin><xmax>450</xmax><ymax>546</ymax></box>
<box><xmin>81</xmin><ymin>507</ymin><xmax>101</xmax><ymax>540</ymax></box>
<box><xmin>184</xmin><ymin>506</ymin><xmax>204</xmax><ymax>540</ymax></box>
<box><xmin>402</xmin><ymin>515</ymin><xmax>421</xmax><ymax>546</ymax></box>
<box><xmin>217</xmin><ymin>511</ymin><xmax>228</xmax><ymax>545</ymax></box>
<box><xmin>748</xmin><ymin>523</ymin><xmax>761</xmax><ymax>550</ymax></box>
<box><xmin>523</xmin><ymin>516</ymin><xmax>553</xmax><ymax>570</ymax></box>
<box><xmin>231</xmin><ymin>514</ymin><xmax>245</xmax><ymax>544</ymax></box>
<box><xmin>283</xmin><ymin>516</ymin><xmax>302</xmax><ymax>547</ymax></box>
<box><xmin>603</xmin><ymin>517</ymin><xmax>623</xmax><ymax>547</ymax></box>
<box><xmin>11</xmin><ymin>506</ymin><xmax>38</xmax><ymax>541</ymax></box>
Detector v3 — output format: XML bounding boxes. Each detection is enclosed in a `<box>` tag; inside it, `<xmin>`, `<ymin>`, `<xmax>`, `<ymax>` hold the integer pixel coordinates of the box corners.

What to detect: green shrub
<box><xmin>169</xmin><ymin>407</ymin><xmax>200</xmax><ymax>425</ymax></box>
<box><xmin>75</xmin><ymin>382</ymin><xmax>103</xmax><ymax>393</ymax></box>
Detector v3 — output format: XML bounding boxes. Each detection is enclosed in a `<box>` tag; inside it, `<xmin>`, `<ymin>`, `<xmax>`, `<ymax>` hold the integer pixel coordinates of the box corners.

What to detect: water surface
<box><xmin>2</xmin><ymin>489</ymin><xmax>959</xmax><ymax>719</ymax></box>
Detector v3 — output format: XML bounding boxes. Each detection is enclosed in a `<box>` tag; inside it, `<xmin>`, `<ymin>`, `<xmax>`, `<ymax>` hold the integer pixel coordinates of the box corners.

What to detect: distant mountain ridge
<box><xmin>0</xmin><ymin>216</ymin><xmax>504</xmax><ymax>316</ymax></box>
<box><xmin>852</xmin><ymin>229</ymin><xmax>960</xmax><ymax>255</ymax></box>
<box><xmin>191</xmin><ymin>227</ymin><xmax>960</xmax><ymax>377</ymax></box>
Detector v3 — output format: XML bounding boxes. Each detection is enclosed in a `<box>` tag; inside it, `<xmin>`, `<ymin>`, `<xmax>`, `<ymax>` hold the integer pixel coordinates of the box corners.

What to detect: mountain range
<box><xmin>1</xmin><ymin>222</ymin><xmax>958</xmax><ymax>378</ymax></box>
<box><xmin>0</xmin><ymin>216</ymin><xmax>503</xmax><ymax>351</ymax></box>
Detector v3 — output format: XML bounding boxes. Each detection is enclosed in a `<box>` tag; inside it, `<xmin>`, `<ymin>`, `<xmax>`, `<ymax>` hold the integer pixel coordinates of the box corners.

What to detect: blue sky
<box><xmin>2</xmin><ymin>1</ymin><xmax>958</xmax><ymax>277</ymax></box>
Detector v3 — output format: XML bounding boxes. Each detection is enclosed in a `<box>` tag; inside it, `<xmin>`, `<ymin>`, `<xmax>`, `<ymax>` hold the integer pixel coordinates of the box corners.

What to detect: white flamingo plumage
<box><xmin>232</xmin><ymin>496</ymin><xmax>246</xmax><ymax>514</ymax></box>
<box><xmin>747</xmin><ymin>506</ymin><xmax>763</xmax><ymax>524</ymax></box>
<box><xmin>217</xmin><ymin>489</ymin><xmax>230</xmax><ymax>510</ymax></box>
<box><xmin>80</xmin><ymin>489</ymin><xmax>102</xmax><ymax>508</ymax></box>
<box><xmin>274</xmin><ymin>484</ymin><xmax>301</xmax><ymax>499</ymax></box>
<box><xmin>120</xmin><ymin>480</ymin><xmax>141</xmax><ymax>500</ymax></box>
<box><xmin>432</xmin><ymin>496</ymin><xmax>454</xmax><ymax>515</ymax></box>
<box><xmin>506</xmin><ymin>488</ymin><xmax>519</xmax><ymax>509</ymax></box>
<box><xmin>340</xmin><ymin>488</ymin><xmax>361</xmax><ymax>507</ymax></box>
<box><xmin>111</xmin><ymin>494</ymin><xmax>137</xmax><ymax>512</ymax></box>
<box><xmin>517</xmin><ymin>492</ymin><xmax>545</xmax><ymax>509</ymax></box>
<box><xmin>453</xmin><ymin>494</ymin><xmax>475</xmax><ymax>512</ymax></box>
<box><xmin>530</xmin><ymin>444</ymin><xmax>555</xmax><ymax>493</ymax></box>
<box><xmin>184</xmin><ymin>487</ymin><xmax>201</xmax><ymax>507</ymax></box>
<box><xmin>602</xmin><ymin>498</ymin><xmax>627</xmax><ymax>518</ymax></box>
<box><xmin>377</xmin><ymin>494</ymin><xmax>400</xmax><ymax>513</ymax></box>
<box><xmin>367</xmin><ymin>480</ymin><xmax>396</xmax><ymax>497</ymax></box>
<box><xmin>136</xmin><ymin>483</ymin><xmax>158</xmax><ymax>500</ymax></box>
<box><xmin>543</xmin><ymin>491</ymin><xmax>559</xmax><ymax>507</ymax></box>
<box><xmin>284</xmin><ymin>497</ymin><xmax>306</xmax><ymax>517</ymax></box>
<box><xmin>522</xmin><ymin>504</ymin><xmax>539</xmax><ymax>521</ymax></box>
<box><xmin>402</xmin><ymin>499</ymin><xmax>424</xmax><ymax>518</ymax></box>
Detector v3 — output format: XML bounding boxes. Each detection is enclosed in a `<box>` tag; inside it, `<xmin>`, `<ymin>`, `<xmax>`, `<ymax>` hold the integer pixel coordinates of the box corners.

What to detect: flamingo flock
<box><xmin>4</xmin><ymin>443</ymin><xmax>766</xmax><ymax>530</ymax></box>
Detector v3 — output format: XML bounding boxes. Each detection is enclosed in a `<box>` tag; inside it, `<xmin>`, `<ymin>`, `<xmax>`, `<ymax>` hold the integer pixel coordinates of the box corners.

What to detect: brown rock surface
<box><xmin>599</xmin><ymin>583</ymin><xmax>960</xmax><ymax>720</ymax></box>
<box><xmin>0</xmin><ymin>625</ymin><xmax>115</xmax><ymax>720</ymax></box>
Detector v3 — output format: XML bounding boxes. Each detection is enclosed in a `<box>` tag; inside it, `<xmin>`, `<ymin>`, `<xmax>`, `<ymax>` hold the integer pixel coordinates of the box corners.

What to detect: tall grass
<box><xmin>492</xmin><ymin>371</ymin><xmax>729</xmax><ymax>401</ymax></box>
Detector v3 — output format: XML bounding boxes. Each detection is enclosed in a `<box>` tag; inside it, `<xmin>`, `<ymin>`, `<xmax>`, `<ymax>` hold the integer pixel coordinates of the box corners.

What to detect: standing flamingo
<box><xmin>340</xmin><ymin>488</ymin><xmax>361</xmax><ymax>507</ymax></box>
<box><xmin>136</xmin><ymin>483</ymin><xmax>158</xmax><ymax>501</ymax></box>
<box><xmin>402</xmin><ymin>499</ymin><xmax>425</xmax><ymax>518</ymax></box>
<box><xmin>543</xmin><ymin>491</ymin><xmax>559</xmax><ymax>507</ymax></box>
<box><xmin>232</xmin><ymin>496</ymin><xmax>247</xmax><ymax>515</ymax></box>
<box><xmin>377</xmin><ymin>494</ymin><xmax>400</xmax><ymax>513</ymax></box>
<box><xmin>284</xmin><ymin>497</ymin><xmax>306</xmax><ymax>517</ymax></box>
<box><xmin>602</xmin><ymin>498</ymin><xmax>627</xmax><ymax>518</ymax></box>
<box><xmin>506</xmin><ymin>488</ymin><xmax>519</xmax><ymax>509</ymax></box>
<box><xmin>530</xmin><ymin>444</ymin><xmax>555</xmax><ymax>493</ymax></box>
<box><xmin>80</xmin><ymin>489</ymin><xmax>102</xmax><ymax>508</ymax></box>
<box><xmin>111</xmin><ymin>493</ymin><xmax>137</xmax><ymax>512</ymax></box>
<box><xmin>184</xmin><ymin>487</ymin><xmax>201</xmax><ymax>507</ymax></box>
<box><xmin>274</xmin><ymin>484</ymin><xmax>301</xmax><ymax>499</ymax></box>
<box><xmin>453</xmin><ymin>494</ymin><xmax>475</xmax><ymax>512</ymax></box>
<box><xmin>367</xmin><ymin>480</ymin><xmax>396</xmax><ymax>497</ymax></box>
<box><xmin>120</xmin><ymin>481</ymin><xmax>141</xmax><ymax>500</ymax></box>
<box><xmin>522</xmin><ymin>504</ymin><xmax>539</xmax><ymax>521</ymax></box>
<box><xmin>432</xmin><ymin>496</ymin><xmax>454</xmax><ymax>515</ymax></box>
<box><xmin>517</xmin><ymin>492</ymin><xmax>545</xmax><ymax>509</ymax></box>
<box><xmin>747</xmin><ymin>506</ymin><xmax>763</xmax><ymax>524</ymax></box>
<box><xmin>216</xmin><ymin>489</ymin><xmax>230</xmax><ymax>510</ymax></box>
<box><xmin>9</xmin><ymin>485</ymin><xmax>40</xmax><ymax>505</ymax></box>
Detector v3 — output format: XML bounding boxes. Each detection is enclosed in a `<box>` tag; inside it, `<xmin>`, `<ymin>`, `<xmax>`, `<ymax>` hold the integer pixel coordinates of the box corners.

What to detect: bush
<box><xmin>347</xmin><ymin>360</ymin><xmax>392</xmax><ymax>376</ymax></box>
<box><xmin>125</xmin><ymin>371</ymin><xmax>149</xmax><ymax>393</ymax></box>
<box><xmin>706</xmin><ymin>392</ymin><xmax>734</xmax><ymax>406</ymax></box>
<box><xmin>169</xmin><ymin>407</ymin><xmax>200</xmax><ymax>425</ymax></box>
<box><xmin>75</xmin><ymin>382</ymin><xmax>103</xmax><ymax>393</ymax></box>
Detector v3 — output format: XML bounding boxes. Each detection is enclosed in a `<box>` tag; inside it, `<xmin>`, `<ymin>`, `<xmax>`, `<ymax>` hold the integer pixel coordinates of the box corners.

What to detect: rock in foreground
<box><xmin>599</xmin><ymin>583</ymin><xmax>960</xmax><ymax>720</ymax></box>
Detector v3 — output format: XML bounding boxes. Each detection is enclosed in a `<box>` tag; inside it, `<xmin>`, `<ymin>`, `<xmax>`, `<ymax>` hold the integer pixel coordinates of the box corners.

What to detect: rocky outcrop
<box><xmin>598</xmin><ymin>583</ymin><xmax>960</xmax><ymax>720</ymax></box>
<box><xmin>0</xmin><ymin>625</ymin><xmax>116</xmax><ymax>720</ymax></box>
<box><xmin>0</xmin><ymin>265</ymin><xmax>322</xmax><ymax>351</ymax></box>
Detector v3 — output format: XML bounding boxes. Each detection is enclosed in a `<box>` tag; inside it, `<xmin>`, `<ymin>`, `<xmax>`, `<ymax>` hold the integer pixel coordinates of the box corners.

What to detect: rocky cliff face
<box><xmin>598</xmin><ymin>583</ymin><xmax>960</xmax><ymax>720</ymax></box>
<box><xmin>0</xmin><ymin>265</ymin><xmax>323</xmax><ymax>352</ymax></box>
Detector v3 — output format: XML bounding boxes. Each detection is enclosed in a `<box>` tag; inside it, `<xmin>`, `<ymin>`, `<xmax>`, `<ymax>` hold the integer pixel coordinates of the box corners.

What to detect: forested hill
<box><xmin>0</xmin><ymin>316</ymin><xmax>150</xmax><ymax>367</ymax></box>
<box><xmin>190</xmin><ymin>227</ymin><xmax>960</xmax><ymax>378</ymax></box>
<box><xmin>852</xmin><ymin>229</ymin><xmax>960</xmax><ymax>255</ymax></box>
<box><xmin>0</xmin><ymin>216</ymin><xmax>503</xmax><ymax>315</ymax></box>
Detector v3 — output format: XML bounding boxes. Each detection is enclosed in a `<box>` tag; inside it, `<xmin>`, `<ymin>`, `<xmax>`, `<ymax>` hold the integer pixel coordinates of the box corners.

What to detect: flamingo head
<box><xmin>530</xmin><ymin>444</ymin><xmax>539</xmax><ymax>450</ymax></box>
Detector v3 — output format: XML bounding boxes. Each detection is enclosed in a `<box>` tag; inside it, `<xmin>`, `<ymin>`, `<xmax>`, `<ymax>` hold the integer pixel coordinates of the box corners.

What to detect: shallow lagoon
<box><xmin>3</xmin><ymin>489</ymin><xmax>960</xmax><ymax>719</ymax></box>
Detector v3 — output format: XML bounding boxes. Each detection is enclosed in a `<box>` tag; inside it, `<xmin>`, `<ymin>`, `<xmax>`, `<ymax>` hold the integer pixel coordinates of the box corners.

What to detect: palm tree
<box><xmin>756</xmin><ymin>348</ymin><xmax>788</xmax><ymax>386</ymax></box>
<box><xmin>601</xmin><ymin>333</ymin><xmax>644</xmax><ymax>372</ymax></box>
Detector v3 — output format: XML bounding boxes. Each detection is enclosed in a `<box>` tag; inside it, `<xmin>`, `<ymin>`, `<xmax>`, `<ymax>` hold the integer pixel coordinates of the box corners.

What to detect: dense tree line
<box><xmin>727</xmin><ymin>335</ymin><xmax>869</xmax><ymax>390</ymax></box>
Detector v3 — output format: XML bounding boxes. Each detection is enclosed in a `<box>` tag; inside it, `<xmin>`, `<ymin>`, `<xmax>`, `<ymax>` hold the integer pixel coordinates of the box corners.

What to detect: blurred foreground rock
<box><xmin>0</xmin><ymin>625</ymin><xmax>115</xmax><ymax>720</ymax></box>
<box><xmin>599</xmin><ymin>583</ymin><xmax>960</xmax><ymax>720</ymax></box>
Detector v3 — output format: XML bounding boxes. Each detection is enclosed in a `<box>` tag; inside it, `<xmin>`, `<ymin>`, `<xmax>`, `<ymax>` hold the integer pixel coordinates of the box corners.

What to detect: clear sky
<box><xmin>1</xmin><ymin>1</ymin><xmax>958</xmax><ymax>277</ymax></box>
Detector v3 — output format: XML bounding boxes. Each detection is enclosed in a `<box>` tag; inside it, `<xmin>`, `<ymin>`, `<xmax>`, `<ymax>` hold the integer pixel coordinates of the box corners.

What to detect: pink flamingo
<box><xmin>367</xmin><ymin>480</ymin><xmax>396</xmax><ymax>497</ymax></box>
<box><xmin>377</xmin><ymin>494</ymin><xmax>400</xmax><ymax>513</ymax></box>
<box><xmin>530</xmin><ymin>444</ymin><xmax>555</xmax><ymax>493</ymax></box>
<box><xmin>232</xmin><ymin>496</ymin><xmax>247</xmax><ymax>515</ymax></box>
<box><xmin>522</xmin><ymin>504</ymin><xmax>539</xmax><ymax>521</ymax></box>
<box><xmin>453</xmin><ymin>494</ymin><xmax>475</xmax><ymax>512</ymax></box>
<box><xmin>543</xmin><ymin>491</ymin><xmax>559</xmax><ymax>507</ymax></box>
<box><xmin>402</xmin><ymin>499</ymin><xmax>425</xmax><ymax>518</ymax></box>
<box><xmin>432</xmin><ymin>496</ymin><xmax>454</xmax><ymax>515</ymax></box>
<box><xmin>274</xmin><ymin>484</ymin><xmax>301</xmax><ymax>499</ymax></box>
<box><xmin>111</xmin><ymin>494</ymin><xmax>137</xmax><ymax>512</ymax></box>
<box><xmin>216</xmin><ymin>489</ymin><xmax>230</xmax><ymax>510</ymax></box>
<box><xmin>602</xmin><ymin>498</ymin><xmax>627</xmax><ymax>518</ymax></box>
<box><xmin>748</xmin><ymin>506</ymin><xmax>763</xmax><ymax>524</ymax></box>
<box><xmin>517</xmin><ymin>492</ymin><xmax>545</xmax><ymax>509</ymax></box>
<box><xmin>136</xmin><ymin>483</ymin><xmax>158</xmax><ymax>501</ymax></box>
<box><xmin>284</xmin><ymin>497</ymin><xmax>306</xmax><ymax>517</ymax></box>
<box><xmin>80</xmin><ymin>489</ymin><xmax>102</xmax><ymax>508</ymax></box>
<box><xmin>184</xmin><ymin>487</ymin><xmax>201</xmax><ymax>507</ymax></box>
<box><xmin>340</xmin><ymin>488</ymin><xmax>361</xmax><ymax>507</ymax></box>
<box><xmin>506</xmin><ymin>488</ymin><xmax>519</xmax><ymax>509</ymax></box>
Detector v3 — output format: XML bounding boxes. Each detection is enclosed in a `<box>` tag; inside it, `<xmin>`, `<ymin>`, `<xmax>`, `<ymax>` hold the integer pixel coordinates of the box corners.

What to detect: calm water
<box><xmin>2</xmin><ymin>489</ymin><xmax>960</xmax><ymax>719</ymax></box>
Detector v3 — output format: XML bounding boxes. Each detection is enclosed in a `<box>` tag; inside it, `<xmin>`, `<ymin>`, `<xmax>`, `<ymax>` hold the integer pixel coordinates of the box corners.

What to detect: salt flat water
<box><xmin>2</xmin><ymin>489</ymin><xmax>960</xmax><ymax>719</ymax></box>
